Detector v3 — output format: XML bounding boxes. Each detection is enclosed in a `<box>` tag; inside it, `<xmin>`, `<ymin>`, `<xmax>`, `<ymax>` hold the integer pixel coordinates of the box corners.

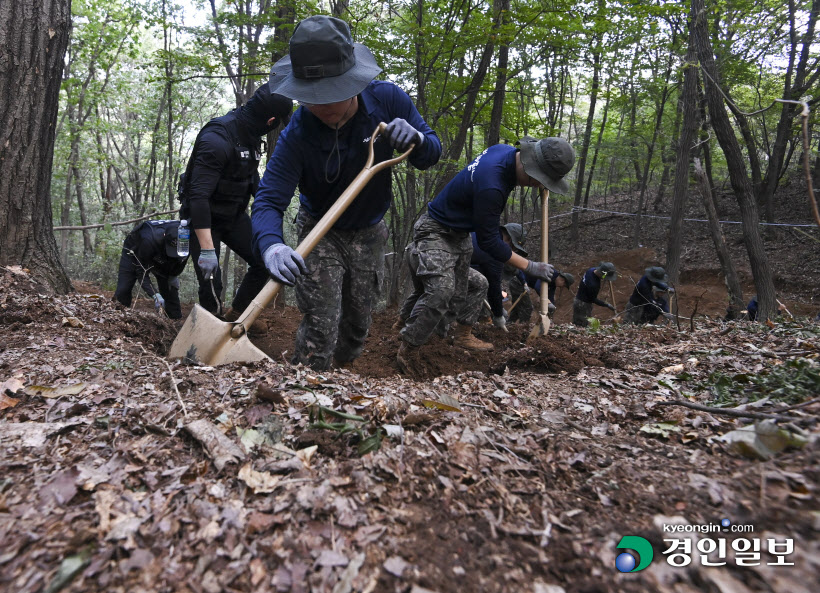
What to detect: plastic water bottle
<box><xmin>177</xmin><ymin>220</ymin><xmax>190</xmax><ymax>257</ymax></box>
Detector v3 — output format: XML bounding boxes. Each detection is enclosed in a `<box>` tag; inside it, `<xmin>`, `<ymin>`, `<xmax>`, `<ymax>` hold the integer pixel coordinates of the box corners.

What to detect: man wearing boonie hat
<box><xmin>623</xmin><ymin>266</ymin><xmax>675</xmax><ymax>324</ymax></box>
<box><xmin>395</xmin><ymin>136</ymin><xmax>575</xmax><ymax>375</ymax></box>
<box><xmin>572</xmin><ymin>262</ymin><xmax>617</xmax><ymax>327</ymax></box>
<box><xmin>251</xmin><ymin>16</ymin><xmax>441</xmax><ymax>371</ymax></box>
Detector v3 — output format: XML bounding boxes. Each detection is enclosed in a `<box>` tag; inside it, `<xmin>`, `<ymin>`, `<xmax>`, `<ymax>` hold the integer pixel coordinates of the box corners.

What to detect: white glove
<box><xmin>492</xmin><ymin>315</ymin><xmax>507</xmax><ymax>331</ymax></box>
<box><xmin>153</xmin><ymin>293</ymin><xmax>165</xmax><ymax>312</ymax></box>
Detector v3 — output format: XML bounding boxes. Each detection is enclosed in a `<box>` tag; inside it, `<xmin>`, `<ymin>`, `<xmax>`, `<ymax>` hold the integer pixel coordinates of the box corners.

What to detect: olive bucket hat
<box><xmin>645</xmin><ymin>267</ymin><xmax>669</xmax><ymax>284</ymax></box>
<box><xmin>517</xmin><ymin>136</ymin><xmax>575</xmax><ymax>195</ymax></box>
<box><xmin>501</xmin><ymin>223</ymin><xmax>527</xmax><ymax>256</ymax></box>
<box><xmin>268</xmin><ymin>16</ymin><xmax>383</xmax><ymax>105</ymax></box>
<box><xmin>596</xmin><ymin>262</ymin><xmax>617</xmax><ymax>280</ymax></box>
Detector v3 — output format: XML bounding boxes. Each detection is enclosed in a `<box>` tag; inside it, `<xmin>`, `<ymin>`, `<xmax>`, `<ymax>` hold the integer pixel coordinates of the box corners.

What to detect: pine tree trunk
<box><xmin>0</xmin><ymin>0</ymin><xmax>72</xmax><ymax>293</ymax></box>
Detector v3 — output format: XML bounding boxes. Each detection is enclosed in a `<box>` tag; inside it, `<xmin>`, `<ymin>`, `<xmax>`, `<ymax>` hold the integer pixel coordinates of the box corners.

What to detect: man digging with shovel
<box><xmin>251</xmin><ymin>16</ymin><xmax>441</xmax><ymax>371</ymax></box>
<box><xmin>396</xmin><ymin>137</ymin><xmax>575</xmax><ymax>376</ymax></box>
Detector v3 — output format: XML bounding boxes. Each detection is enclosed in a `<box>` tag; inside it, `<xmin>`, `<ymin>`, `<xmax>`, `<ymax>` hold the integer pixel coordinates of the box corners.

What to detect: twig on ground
<box><xmin>161</xmin><ymin>359</ymin><xmax>189</xmax><ymax>418</ymax></box>
<box><xmin>656</xmin><ymin>398</ymin><xmax>801</xmax><ymax>423</ymax></box>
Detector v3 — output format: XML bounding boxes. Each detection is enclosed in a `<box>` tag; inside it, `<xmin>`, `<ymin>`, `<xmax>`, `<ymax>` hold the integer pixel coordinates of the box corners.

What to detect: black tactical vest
<box><xmin>180</xmin><ymin>113</ymin><xmax>261</xmax><ymax>220</ymax></box>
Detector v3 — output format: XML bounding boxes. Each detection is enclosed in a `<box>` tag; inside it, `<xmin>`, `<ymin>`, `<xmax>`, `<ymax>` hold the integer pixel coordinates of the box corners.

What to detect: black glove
<box><xmin>385</xmin><ymin>118</ymin><xmax>422</xmax><ymax>151</ymax></box>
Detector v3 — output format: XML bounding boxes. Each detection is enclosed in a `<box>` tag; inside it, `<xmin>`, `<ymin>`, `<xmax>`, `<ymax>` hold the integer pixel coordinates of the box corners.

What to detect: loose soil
<box><xmin>2</xmin><ymin>180</ymin><xmax>819</xmax><ymax>593</ymax></box>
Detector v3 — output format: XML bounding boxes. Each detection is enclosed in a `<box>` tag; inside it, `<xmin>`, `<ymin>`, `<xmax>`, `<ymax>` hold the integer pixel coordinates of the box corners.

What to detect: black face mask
<box><xmin>237</xmin><ymin>83</ymin><xmax>293</xmax><ymax>137</ymax></box>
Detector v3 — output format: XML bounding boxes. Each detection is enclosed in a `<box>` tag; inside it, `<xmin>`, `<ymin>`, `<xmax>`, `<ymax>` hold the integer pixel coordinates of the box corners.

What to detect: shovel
<box><xmin>169</xmin><ymin>123</ymin><xmax>413</xmax><ymax>365</ymax></box>
<box><xmin>527</xmin><ymin>188</ymin><xmax>551</xmax><ymax>343</ymax></box>
<box><xmin>608</xmin><ymin>280</ymin><xmax>618</xmax><ymax>316</ymax></box>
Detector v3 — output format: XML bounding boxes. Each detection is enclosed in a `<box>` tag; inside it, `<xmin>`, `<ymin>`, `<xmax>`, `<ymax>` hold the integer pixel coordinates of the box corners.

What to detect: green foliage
<box><xmin>703</xmin><ymin>358</ymin><xmax>820</xmax><ymax>406</ymax></box>
<box><xmin>308</xmin><ymin>405</ymin><xmax>386</xmax><ymax>456</ymax></box>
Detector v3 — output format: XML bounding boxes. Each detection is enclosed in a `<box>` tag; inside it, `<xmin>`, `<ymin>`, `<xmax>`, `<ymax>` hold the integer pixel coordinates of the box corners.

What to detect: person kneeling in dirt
<box><xmin>114</xmin><ymin>220</ymin><xmax>189</xmax><ymax>319</ymax></box>
<box><xmin>572</xmin><ymin>262</ymin><xmax>617</xmax><ymax>327</ymax></box>
<box><xmin>396</xmin><ymin>137</ymin><xmax>575</xmax><ymax>374</ymax></box>
<box><xmin>535</xmin><ymin>270</ymin><xmax>575</xmax><ymax>320</ymax></box>
<box><xmin>623</xmin><ymin>266</ymin><xmax>674</xmax><ymax>324</ymax></box>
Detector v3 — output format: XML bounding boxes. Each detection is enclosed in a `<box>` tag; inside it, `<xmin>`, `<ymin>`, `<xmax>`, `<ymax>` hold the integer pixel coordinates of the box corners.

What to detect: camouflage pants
<box><xmin>400</xmin><ymin>242</ymin><xmax>487</xmax><ymax>334</ymax></box>
<box><xmin>572</xmin><ymin>298</ymin><xmax>593</xmax><ymax>327</ymax></box>
<box><xmin>507</xmin><ymin>273</ymin><xmax>533</xmax><ymax>323</ymax></box>
<box><xmin>399</xmin><ymin>214</ymin><xmax>478</xmax><ymax>347</ymax></box>
<box><xmin>293</xmin><ymin>209</ymin><xmax>387</xmax><ymax>370</ymax></box>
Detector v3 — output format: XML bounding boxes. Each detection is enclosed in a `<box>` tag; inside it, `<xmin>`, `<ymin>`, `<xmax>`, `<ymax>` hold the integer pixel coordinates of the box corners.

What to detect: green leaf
<box><xmin>357</xmin><ymin>431</ymin><xmax>383</xmax><ymax>456</ymax></box>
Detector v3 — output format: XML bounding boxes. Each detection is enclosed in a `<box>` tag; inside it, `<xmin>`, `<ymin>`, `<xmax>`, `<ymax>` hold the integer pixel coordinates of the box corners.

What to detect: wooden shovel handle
<box><xmin>231</xmin><ymin>123</ymin><xmax>413</xmax><ymax>337</ymax></box>
<box><xmin>538</xmin><ymin>188</ymin><xmax>550</xmax><ymax>315</ymax></box>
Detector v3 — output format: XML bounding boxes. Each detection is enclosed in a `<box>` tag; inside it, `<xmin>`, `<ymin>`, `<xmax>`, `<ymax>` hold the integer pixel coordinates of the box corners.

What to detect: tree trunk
<box><xmin>653</xmin><ymin>91</ymin><xmax>682</xmax><ymax>211</ymax></box>
<box><xmin>632</xmin><ymin>49</ymin><xmax>673</xmax><ymax>248</ymax></box>
<box><xmin>0</xmin><ymin>0</ymin><xmax>72</xmax><ymax>293</ymax></box>
<box><xmin>665</xmin><ymin>40</ymin><xmax>699</xmax><ymax>286</ymax></box>
<box><xmin>694</xmin><ymin>158</ymin><xmax>745</xmax><ymax>313</ymax></box>
<box><xmin>570</xmin><ymin>38</ymin><xmax>602</xmax><ymax>242</ymax></box>
<box><xmin>584</xmin><ymin>81</ymin><xmax>611</xmax><ymax>208</ymax></box>
<box><xmin>486</xmin><ymin>0</ymin><xmax>509</xmax><ymax>147</ymax></box>
<box><xmin>756</xmin><ymin>0</ymin><xmax>819</xmax><ymax>222</ymax></box>
<box><xmin>692</xmin><ymin>0</ymin><xmax>776</xmax><ymax>321</ymax></box>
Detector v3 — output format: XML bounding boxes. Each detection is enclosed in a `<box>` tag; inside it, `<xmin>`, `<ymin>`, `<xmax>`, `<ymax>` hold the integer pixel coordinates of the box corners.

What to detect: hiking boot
<box><xmin>396</xmin><ymin>340</ymin><xmax>421</xmax><ymax>375</ymax></box>
<box><xmin>453</xmin><ymin>324</ymin><xmax>494</xmax><ymax>351</ymax></box>
<box><xmin>391</xmin><ymin>316</ymin><xmax>405</xmax><ymax>331</ymax></box>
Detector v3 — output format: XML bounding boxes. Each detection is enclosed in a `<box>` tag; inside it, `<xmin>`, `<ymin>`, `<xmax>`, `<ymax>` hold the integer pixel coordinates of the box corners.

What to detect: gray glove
<box><xmin>492</xmin><ymin>315</ymin><xmax>507</xmax><ymax>331</ymax></box>
<box><xmin>385</xmin><ymin>118</ymin><xmax>422</xmax><ymax>151</ymax></box>
<box><xmin>263</xmin><ymin>243</ymin><xmax>308</xmax><ymax>286</ymax></box>
<box><xmin>198</xmin><ymin>249</ymin><xmax>219</xmax><ymax>280</ymax></box>
<box><xmin>153</xmin><ymin>293</ymin><xmax>165</xmax><ymax>312</ymax></box>
<box><xmin>525</xmin><ymin>260</ymin><xmax>555</xmax><ymax>283</ymax></box>
<box><xmin>605</xmin><ymin>302</ymin><xmax>616</xmax><ymax>311</ymax></box>
<box><xmin>169</xmin><ymin>276</ymin><xmax>180</xmax><ymax>290</ymax></box>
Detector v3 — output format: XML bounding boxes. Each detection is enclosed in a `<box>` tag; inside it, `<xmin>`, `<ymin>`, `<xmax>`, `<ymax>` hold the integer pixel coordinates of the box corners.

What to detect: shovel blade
<box><xmin>526</xmin><ymin>313</ymin><xmax>551</xmax><ymax>344</ymax></box>
<box><xmin>168</xmin><ymin>304</ymin><xmax>271</xmax><ymax>366</ymax></box>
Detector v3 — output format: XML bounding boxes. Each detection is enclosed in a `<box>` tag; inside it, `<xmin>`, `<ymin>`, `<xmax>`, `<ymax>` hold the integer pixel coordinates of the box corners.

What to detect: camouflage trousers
<box><xmin>572</xmin><ymin>298</ymin><xmax>594</xmax><ymax>327</ymax></box>
<box><xmin>507</xmin><ymin>273</ymin><xmax>534</xmax><ymax>323</ymax></box>
<box><xmin>292</xmin><ymin>209</ymin><xmax>387</xmax><ymax>371</ymax></box>
<box><xmin>399</xmin><ymin>214</ymin><xmax>481</xmax><ymax>347</ymax></box>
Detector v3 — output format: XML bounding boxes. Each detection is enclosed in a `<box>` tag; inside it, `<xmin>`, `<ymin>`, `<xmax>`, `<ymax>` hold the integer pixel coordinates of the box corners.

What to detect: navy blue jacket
<box><xmin>252</xmin><ymin>81</ymin><xmax>441</xmax><ymax>255</ymax></box>
<box><xmin>576</xmin><ymin>267</ymin><xmax>608</xmax><ymax>306</ymax></box>
<box><xmin>427</xmin><ymin>144</ymin><xmax>517</xmax><ymax>264</ymax></box>
<box><xmin>628</xmin><ymin>275</ymin><xmax>669</xmax><ymax>308</ymax></box>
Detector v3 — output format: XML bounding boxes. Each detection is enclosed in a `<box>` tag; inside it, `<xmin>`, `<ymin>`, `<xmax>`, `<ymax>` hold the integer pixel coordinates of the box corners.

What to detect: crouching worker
<box><xmin>396</xmin><ymin>136</ymin><xmax>575</xmax><ymax>375</ymax></box>
<box><xmin>572</xmin><ymin>262</ymin><xmax>617</xmax><ymax>326</ymax></box>
<box><xmin>114</xmin><ymin>220</ymin><xmax>189</xmax><ymax>318</ymax></box>
<box><xmin>623</xmin><ymin>266</ymin><xmax>674</xmax><ymax>324</ymax></box>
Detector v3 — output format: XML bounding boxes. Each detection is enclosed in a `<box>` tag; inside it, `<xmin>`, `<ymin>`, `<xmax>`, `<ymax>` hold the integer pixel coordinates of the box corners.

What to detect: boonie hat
<box><xmin>596</xmin><ymin>262</ymin><xmax>617</xmax><ymax>280</ymax></box>
<box><xmin>501</xmin><ymin>223</ymin><xmax>527</xmax><ymax>256</ymax></box>
<box><xmin>517</xmin><ymin>136</ymin><xmax>575</xmax><ymax>195</ymax></box>
<box><xmin>645</xmin><ymin>267</ymin><xmax>669</xmax><ymax>284</ymax></box>
<box><xmin>268</xmin><ymin>16</ymin><xmax>382</xmax><ymax>105</ymax></box>
<box><xmin>557</xmin><ymin>271</ymin><xmax>575</xmax><ymax>287</ymax></box>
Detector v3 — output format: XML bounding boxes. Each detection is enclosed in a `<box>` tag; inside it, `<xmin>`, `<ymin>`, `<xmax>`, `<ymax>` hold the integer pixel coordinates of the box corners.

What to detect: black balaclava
<box><xmin>236</xmin><ymin>82</ymin><xmax>293</xmax><ymax>138</ymax></box>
